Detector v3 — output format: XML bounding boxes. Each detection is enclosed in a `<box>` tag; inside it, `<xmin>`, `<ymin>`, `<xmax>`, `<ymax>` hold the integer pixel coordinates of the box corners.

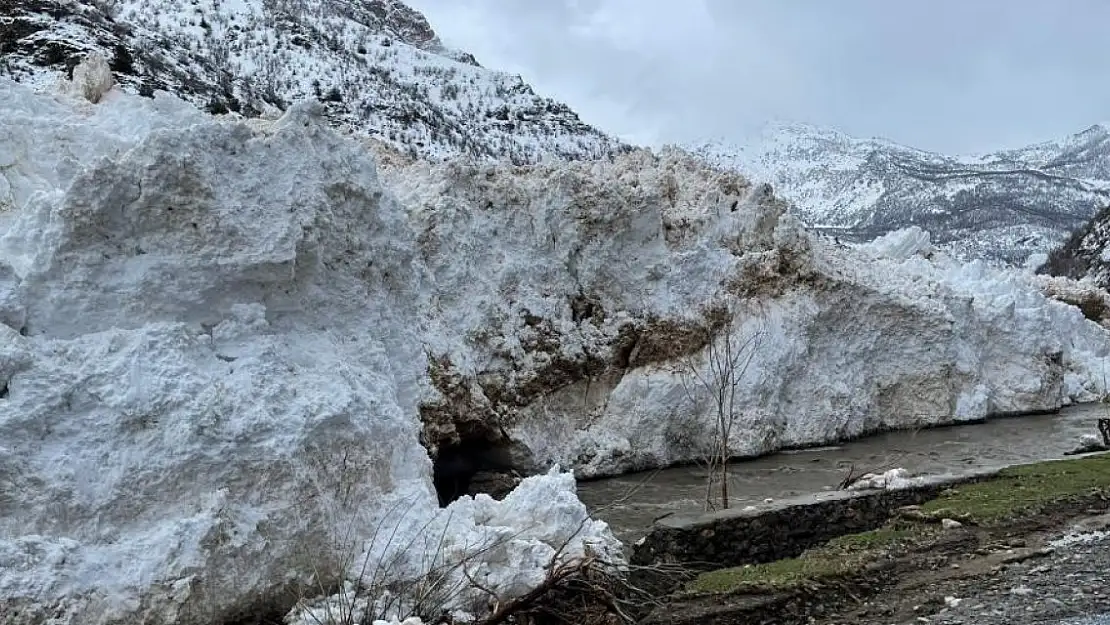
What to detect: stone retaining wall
<box><xmin>630</xmin><ymin>469</ymin><xmax>998</xmax><ymax>568</ymax></box>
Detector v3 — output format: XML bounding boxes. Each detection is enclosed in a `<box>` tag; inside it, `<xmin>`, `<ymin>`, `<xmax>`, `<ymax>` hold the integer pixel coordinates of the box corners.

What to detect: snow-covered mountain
<box><xmin>0</xmin><ymin>0</ymin><xmax>626</xmax><ymax>163</ymax></box>
<box><xmin>695</xmin><ymin>122</ymin><xmax>1110</xmax><ymax>264</ymax></box>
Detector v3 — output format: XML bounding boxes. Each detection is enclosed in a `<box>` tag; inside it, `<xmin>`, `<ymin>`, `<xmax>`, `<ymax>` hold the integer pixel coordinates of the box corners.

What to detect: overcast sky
<box><xmin>406</xmin><ymin>0</ymin><xmax>1110</xmax><ymax>154</ymax></box>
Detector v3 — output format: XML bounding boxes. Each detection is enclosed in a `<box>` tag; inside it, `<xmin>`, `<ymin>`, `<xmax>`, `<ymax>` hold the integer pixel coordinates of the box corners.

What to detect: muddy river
<box><xmin>578</xmin><ymin>403</ymin><xmax>1109</xmax><ymax>544</ymax></box>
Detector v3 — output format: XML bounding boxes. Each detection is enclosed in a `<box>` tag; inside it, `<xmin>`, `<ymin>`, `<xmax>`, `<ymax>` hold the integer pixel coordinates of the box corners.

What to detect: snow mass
<box><xmin>0</xmin><ymin>76</ymin><xmax>619</xmax><ymax>625</ymax></box>
<box><xmin>3</xmin><ymin>66</ymin><xmax>1110</xmax><ymax>623</ymax></box>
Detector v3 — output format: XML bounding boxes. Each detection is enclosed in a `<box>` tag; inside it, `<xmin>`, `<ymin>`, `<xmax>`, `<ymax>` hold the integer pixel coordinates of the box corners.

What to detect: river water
<box><xmin>577</xmin><ymin>403</ymin><xmax>1109</xmax><ymax>544</ymax></box>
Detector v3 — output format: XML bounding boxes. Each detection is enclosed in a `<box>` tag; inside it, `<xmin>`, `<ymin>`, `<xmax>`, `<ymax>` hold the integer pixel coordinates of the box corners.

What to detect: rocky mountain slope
<box><xmin>5</xmin><ymin>70</ymin><xmax>1110</xmax><ymax>624</ymax></box>
<box><xmin>1037</xmin><ymin>204</ymin><xmax>1110</xmax><ymax>288</ymax></box>
<box><xmin>0</xmin><ymin>0</ymin><xmax>626</xmax><ymax>163</ymax></box>
<box><xmin>695</xmin><ymin>122</ymin><xmax>1110</xmax><ymax>264</ymax></box>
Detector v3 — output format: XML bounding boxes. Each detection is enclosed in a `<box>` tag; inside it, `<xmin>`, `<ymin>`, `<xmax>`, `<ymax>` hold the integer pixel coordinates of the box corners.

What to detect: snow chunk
<box><xmin>1024</xmin><ymin>252</ymin><xmax>1048</xmax><ymax>272</ymax></box>
<box><xmin>859</xmin><ymin>226</ymin><xmax>933</xmax><ymax>261</ymax></box>
<box><xmin>954</xmin><ymin>385</ymin><xmax>990</xmax><ymax>421</ymax></box>
<box><xmin>1064</xmin><ymin>433</ymin><xmax>1109</xmax><ymax>456</ymax></box>
<box><xmin>68</xmin><ymin>53</ymin><xmax>114</xmax><ymax>104</ymax></box>
<box><xmin>211</xmin><ymin>302</ymin><xmax>269</xmax><ymax>341</ymax></box>
<box><xmin>1028</xmin><ymin>273</ymin><xmax>1110</xmax><ymax>327</ymax></box>
<box><xmin>286</xmin><ymin>469</ymin><xmax>622</xmax><ymax>625</ymax></box>
<box><xmin>847</xmin><ymin>468</ymin><xmax>921</xmax><ymax>491</ymax></box>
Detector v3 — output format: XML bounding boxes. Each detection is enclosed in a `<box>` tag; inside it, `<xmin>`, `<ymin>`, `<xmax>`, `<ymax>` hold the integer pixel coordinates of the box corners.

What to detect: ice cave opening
<box><xmin>431</xmin><ymin>438</ymin><xmax>524</xmax><ymax>506</ymax></box>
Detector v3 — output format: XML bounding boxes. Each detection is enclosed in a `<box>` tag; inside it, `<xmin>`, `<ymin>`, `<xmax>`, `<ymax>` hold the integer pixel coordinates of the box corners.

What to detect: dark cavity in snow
<box><xmin>432</xmin><ymin>439</ymin><xmax>522</xmax><ymax>507</ymax></box>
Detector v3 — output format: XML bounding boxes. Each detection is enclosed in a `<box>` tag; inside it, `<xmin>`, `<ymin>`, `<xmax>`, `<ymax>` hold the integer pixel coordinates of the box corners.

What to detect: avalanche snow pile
<box><xmin>376</xmin><ymin>155</ymin><xmax>1110</xmax><ymax>480</ymax></box>
<box><xmin>0</xmin><ymin>78</ymin><xmax>620</xmax><ymax>625</ymax></box>
<box><xmin>5</xmin><ymin>72</ymin><xmax>1110</xmax><ymax>623</ymax></box>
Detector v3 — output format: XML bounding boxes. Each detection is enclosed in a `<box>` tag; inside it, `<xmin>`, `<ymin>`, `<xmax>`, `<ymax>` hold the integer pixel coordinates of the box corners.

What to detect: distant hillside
<box><xmin>696</xmin><ymin>122</ymin><xmax>1110</xmax><ymax>264</ymax></box>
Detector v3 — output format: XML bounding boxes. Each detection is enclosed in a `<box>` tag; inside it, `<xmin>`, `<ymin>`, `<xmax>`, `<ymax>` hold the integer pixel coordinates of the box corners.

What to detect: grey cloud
<box><xmin>407</xmin><ymin>0</ymin><xmax>1110</xmax><ymax>153</ymax></box>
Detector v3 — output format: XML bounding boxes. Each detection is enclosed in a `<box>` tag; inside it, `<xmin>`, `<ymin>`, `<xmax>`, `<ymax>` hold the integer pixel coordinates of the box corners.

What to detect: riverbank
<box><xmin>635</xmin><ymin>452</ymin><xmax>1110</xmax><ymax>625</ymax></box>
<box><xmin>580</xmin><ymin>402</ymin><xmax>1107</xmax><ymax>544</ymax></box>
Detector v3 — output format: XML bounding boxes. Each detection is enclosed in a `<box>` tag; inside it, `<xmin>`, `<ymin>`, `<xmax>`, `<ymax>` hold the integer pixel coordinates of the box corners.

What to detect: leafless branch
<box><xmin>676</xmin><ymin>300</ymin><xmax>763</xmax><ymax>511</ymax></box>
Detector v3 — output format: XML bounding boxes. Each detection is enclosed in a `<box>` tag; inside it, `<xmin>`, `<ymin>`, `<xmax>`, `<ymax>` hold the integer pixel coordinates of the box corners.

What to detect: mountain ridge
<box><xmin>695</xmin><ymin>121</ymin><xmax>1110</xmax><ymax>264</ymax></box>
<box><xmin>0</xmin><ymin>0</ymin><xmax>628</xmax><ymax>164</ymax></box>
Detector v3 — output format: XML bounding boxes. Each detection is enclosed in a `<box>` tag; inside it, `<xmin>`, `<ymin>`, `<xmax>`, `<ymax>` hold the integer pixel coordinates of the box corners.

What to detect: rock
<box><xmin>1000</xmin><ymin>547</ymin><xmax>1055</xmax><ymax>566</ymax></box>
<box><xmin>943</xmin><ymin>518</ymin><xmax>964</xmax><ymax>530</ymax></box>
<box><xmin>847</xmin><ymin>468</ymin><xmax>919</xmax><ymax>491</ymax></box>
<box><xmin>466</xmin><ymin>470</ymin><xmax>523</xmax><ymax>500</ymax></box>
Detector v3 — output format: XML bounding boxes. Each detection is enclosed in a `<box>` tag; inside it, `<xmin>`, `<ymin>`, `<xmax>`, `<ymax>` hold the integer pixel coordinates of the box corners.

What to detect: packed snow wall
<box><xmin>0</xmin><ymin>79</ymin><xmax>619</xmax><ymax>625</ymax></box>
<box><xmin>4</xmin><ymin>72</ymin><xmax>1110</xmax><ymax>624</ymax></box>
<box><xmin>379</xmin><ymin>154</ymin><xmax>1110</xmax><ymax>479</ymax></box>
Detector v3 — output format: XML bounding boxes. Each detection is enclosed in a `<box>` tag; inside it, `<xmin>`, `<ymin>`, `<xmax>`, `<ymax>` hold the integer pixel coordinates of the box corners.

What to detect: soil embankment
<box><xmin>633</xmin><ymin>453</ymin><xmax>1110</xmax><ymax>625</ymax></box>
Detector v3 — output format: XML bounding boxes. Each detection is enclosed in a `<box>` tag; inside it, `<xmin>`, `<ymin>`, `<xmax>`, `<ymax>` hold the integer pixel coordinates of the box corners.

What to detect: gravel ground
<box><xmin>895</xmin><ymin>524</ymin><xmax>1110</xmax><ymax>625</ymax></box>
<box><xmin>1063</xmin><ymin>616</ymin><xmax>1110</xmax><ymax>625</ymax></box>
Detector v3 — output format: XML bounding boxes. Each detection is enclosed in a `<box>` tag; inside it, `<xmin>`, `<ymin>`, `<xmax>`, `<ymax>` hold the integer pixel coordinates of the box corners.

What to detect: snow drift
<box><xmin>4</xmin><ymin>71</ymin><xmax>1110</xmax><ymax>623</ymax></box>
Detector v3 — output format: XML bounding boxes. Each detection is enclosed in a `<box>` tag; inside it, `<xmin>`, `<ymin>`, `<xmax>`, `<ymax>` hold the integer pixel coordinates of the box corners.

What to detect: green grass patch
<box><xmin>687</xmin><ymin>455</ymin><xmax>1110</xmax><ymax>596</ymax></box>
<box><xmin>827</xmin><ymin>526</ymin><xmax>917</xmax><ymax>551</ymax></box>
<box><xmin>688</xmin><ymin>525</ymin><xmax>920</xmax><ymax>594</ymax></box>
<box><xmin>920</xmin><ymin>454</ymin><xmax>1110</xmax><ymax>524</ymax></box>
<box><xmin>689</xmin><ymin>552</ymin><xmax>853</xmax><ymax>594</ymax></box>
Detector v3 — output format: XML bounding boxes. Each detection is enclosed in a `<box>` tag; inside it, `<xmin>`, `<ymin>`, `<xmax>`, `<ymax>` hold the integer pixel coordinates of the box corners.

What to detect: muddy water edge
<box><xmin>577</xmin><ymin>402</ymin><xmax>1110</xmax><ymax>545</ymax></box>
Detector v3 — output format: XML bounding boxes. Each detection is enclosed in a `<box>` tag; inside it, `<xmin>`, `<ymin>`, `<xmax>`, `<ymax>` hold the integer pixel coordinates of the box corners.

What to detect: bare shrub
<box><xmin>289</xmin><ymin>499</ymin><xmax>509</xmax><ymax>625</ymax></box>
<box><xmin>288</xmin><ymin>474</ymin><xmax>690</xmax><ymax>625</ymax></box>
<box><xmin>677</xmin><ymin>302</ymin><xmax>762</xmax><ymax>511</ymax></box>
